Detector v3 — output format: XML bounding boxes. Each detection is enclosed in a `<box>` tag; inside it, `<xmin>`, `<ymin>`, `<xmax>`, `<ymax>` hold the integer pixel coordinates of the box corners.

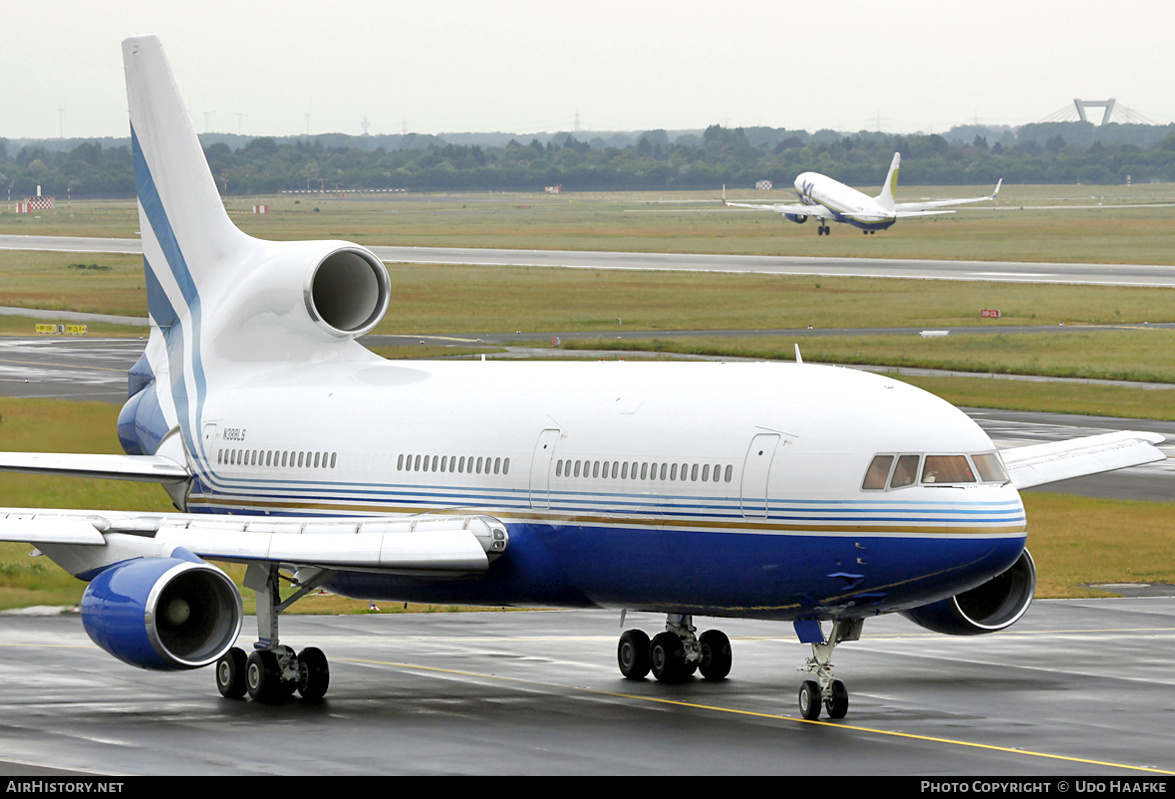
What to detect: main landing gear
<box><xmin>796</xmin><ymin>618</ymin><xmax>862</xmax><ymax>720</ymax></box>
<box><xmin>215</xmin><ymin>563</ymin><xmax>333</xmax><ymax>703</ymax></box>
<box><xmin>618</xmin><ymin>614</ymin><xmax>732</xmax><ymax>683</ymax></box>
<box><xmin>816</xmin><ymin>224</ymin><xmax>831</xmax><ymax>236</ymax></box>
<box><xmin>617</xmin><ymin>614</ymin><xmax>863</xmax><ymax>721</ymax></box>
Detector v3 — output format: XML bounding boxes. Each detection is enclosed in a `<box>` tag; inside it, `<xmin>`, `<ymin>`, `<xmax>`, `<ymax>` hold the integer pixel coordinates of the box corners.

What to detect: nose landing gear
<box><xmin>797</xmin><ymin>618</ymin><xmax>862</xmax><ymax>720</ymax></box>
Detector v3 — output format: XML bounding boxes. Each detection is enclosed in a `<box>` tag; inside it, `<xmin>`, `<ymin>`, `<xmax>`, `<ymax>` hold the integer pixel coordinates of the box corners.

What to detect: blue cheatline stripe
<box><xmin>188</xmin><ymin>486</ymin><xmax>1026</xmax><ymax>526</ymax></box>
<box><xmin>131</xmin><ymin>125</ymin><xmax>210</xmax><ymax>474</ymax></box>
<box><xmin>190</xmin><ymin>471</ymin><xmax>1025</xmax><ymax>518</ymax></box>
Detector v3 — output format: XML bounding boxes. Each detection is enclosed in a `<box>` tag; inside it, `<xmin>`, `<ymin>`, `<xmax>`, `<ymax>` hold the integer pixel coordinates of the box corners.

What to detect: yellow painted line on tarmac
<box><xmin>345</xmin><ymin>655</ymin><xmax>1174</xmax><ymax>775</ymax></box>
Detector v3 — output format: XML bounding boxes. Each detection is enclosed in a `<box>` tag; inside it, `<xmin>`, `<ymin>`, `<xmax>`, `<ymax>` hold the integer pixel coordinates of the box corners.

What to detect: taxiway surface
<box><xmin>0</xmin><ymin>602</ymin><xmax>1171</xmax><ymax>775</ymax></box>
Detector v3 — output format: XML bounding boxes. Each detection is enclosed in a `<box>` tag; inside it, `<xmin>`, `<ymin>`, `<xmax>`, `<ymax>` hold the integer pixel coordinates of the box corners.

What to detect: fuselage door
<box><xmin>741</xmin><ymin>433</ymin><xmax>781</xmax><ymax>518</ymax></box>
<box><xmin>528</xmin><ymin>428</ymin><xmax>561</xmax><ymax>510</ymax></box>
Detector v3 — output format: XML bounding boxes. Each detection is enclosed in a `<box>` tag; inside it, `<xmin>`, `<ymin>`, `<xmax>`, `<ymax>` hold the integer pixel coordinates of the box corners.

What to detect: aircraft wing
<box><xmin>894</xmin><ymin>179</ymin><xmax>1002</xmax><ymax>213</ymax></box>
<box><xmin>723</xmin><ymin>200</ymin><xmax>836</xmax><ymax>220</ymax></box>
<box><xmin>0</xmin><ymin>509</ymin><xmax>507</xmax><ymax>574</ymax></box>
<box><xmin>0</xmin><ymin>452</ymin><xmax>189</xmax><ymax>483</ymax></box>
<box><xmin>999</xmin><ymin>430</ymin><xmax>1166</xmax><ymax>490</ymax></box>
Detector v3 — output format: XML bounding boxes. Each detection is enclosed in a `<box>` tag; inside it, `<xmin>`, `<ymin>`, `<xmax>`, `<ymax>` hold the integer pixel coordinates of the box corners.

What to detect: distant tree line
<box><xmin>4</xmin><ymin>120</ymin><xmax>1175</xmax><ymax>199</ymax></box>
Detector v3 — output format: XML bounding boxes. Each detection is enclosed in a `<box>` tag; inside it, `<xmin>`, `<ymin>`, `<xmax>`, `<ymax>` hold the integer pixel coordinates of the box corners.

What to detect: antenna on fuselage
<box><xmin>794</xmin><ymin>344</ymin><xmax>803</xmax><ymax>365</ymax></box>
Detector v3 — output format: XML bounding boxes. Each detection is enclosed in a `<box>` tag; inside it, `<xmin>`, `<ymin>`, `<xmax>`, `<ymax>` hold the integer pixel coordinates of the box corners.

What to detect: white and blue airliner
<box><xmin>0</xmin><ymin>36</ymin><xmax>1162</xmax><ymax>720</ymax></box>
<box><xmin>725</xmin><ymin>152</ymin><xmax>1001</xmax><ymax>235</ymax></box>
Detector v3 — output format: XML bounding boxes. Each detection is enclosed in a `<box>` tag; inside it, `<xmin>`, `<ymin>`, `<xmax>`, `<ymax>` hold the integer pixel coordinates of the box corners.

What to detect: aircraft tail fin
<box><xmin>875</xmin><ymin>152</ymin><xmax>901</xmax><ymax>211</ymax></box>
<box><xmin>119</xmin><ymin>35</ymin><xmax>388</xmax><ymax>465</ymax></box>
<box><xmin>123</xmin><ymin>35</ymin><xmax>251</xmax><ymax>332</ymax></box>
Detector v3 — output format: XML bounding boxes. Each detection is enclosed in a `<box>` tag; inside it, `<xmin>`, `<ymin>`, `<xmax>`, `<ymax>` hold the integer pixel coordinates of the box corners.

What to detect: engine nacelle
<box><xmin>81</xmin><ymin>551</ymin><xmax>243</xmax><ymax>671</ymax></box>
<box><xmin>900</xmin><ymin>550</ymin><xmax>1036</xmax><ymax>635</ymax></box>
<box><xmin>784</xmin><ymin>213</ymin><xmax>808</xmax><ymax>224</ymax></box>
<box><xmin>216</xmin><ymin>239</ymin><xmax>392</xmax><ymax>351</ymax></box>
<box><xmin>303</xmin><ymin>245</ymin><xmax>391</xmax><ymax>338</ymax></box>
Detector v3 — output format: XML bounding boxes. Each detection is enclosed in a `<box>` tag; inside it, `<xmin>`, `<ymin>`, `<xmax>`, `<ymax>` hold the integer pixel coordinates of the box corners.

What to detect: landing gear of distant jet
<box><xmin>215</xmin><ymin>563</ymin><xmax>333</xmax><ymax>703</ymax></box>
<box><xmin>796</xmin><ymin>618</ymin><xmax>862</xmax><ymax>720</ymax></box>
<box><xmin>617</xmin><ymin>614</ymin><xmax>732</xmax><ymax>683</ymax></box>
<box><xmin>817</xmin><ymin>224</ymin><xmax>830</xmax><ymax>236</ymax></box>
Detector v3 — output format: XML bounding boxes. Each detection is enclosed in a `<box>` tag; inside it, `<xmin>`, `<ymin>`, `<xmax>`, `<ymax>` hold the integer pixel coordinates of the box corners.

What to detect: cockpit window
<box><xmin>862</xmin><ymin>455</ymin><xmax>894</xmax><ymax>490</ymax></box>
<box><xmin>890</xmin><ymin>454</ymin><xmax>921</xmax><ymax>488</ymax></box>
<box><xmin>972</xmin><ymin>452</ymin><xmax>1009</xmax><ymax>483</ymax></box>
<box><xmin>921</xmin><ymin>455</ymin><xmax>976</xmax><ymax>484</ymax></box>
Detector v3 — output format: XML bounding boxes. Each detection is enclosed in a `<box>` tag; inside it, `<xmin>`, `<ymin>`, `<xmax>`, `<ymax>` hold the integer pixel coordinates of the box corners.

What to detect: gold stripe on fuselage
<box><xmin>187</xmin><ymin>495</ymin><xmax>1027</xmax><ymax>537</ymax></box>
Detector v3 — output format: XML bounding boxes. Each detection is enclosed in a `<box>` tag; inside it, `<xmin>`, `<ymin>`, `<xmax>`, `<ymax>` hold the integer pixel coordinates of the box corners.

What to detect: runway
<box><xmin>3</xmin><ymin>234</ymin><xmax>1175</xmax><ymax>287</ymax></box>
<box><xmin>0</xmin><ymin>602</ymin><xmax>1171</xmax><ymax>776</ymax></box>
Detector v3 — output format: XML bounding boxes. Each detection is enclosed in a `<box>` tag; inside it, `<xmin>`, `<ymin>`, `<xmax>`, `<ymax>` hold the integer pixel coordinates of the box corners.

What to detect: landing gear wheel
<box><xmin>246</xmin><ymin>650</ymin><xmax>285</xmax><ymax>704</ymax></box>
<box><xmin>215</xmin><ymin>647</ymin><xmax>247</xmax><ymax>699</ymax></box>
<box><xmin>650</xmin><ymin>631</ymin><xmax>688</xmax><ymax>682</ymax></box>
<box><xmin>798</xmin><ymin>680</ymin><xmax>822</xmax><ymax>720</ymax></box>
<box><xmin>617</xmin><ymin>630</ymin><xmax>651</xmax><ymax>680</ymax></box>
<box><xmin>296</xmin><ymin>646</ymin><xmax>330</xmax><ymax>700</ymax></box>
<box><xmin>825</xmin><ymin>678</ymin><xmax>848</xmax><ymax>719</ymax></box>
<box><xmin>698</xmin><ymin>630</ymin><xmax>731</xmax><ymax>681</ymax></box>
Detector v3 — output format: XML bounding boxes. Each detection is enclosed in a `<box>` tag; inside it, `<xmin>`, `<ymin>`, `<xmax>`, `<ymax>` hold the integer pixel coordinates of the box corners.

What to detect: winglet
<box><xmin>875</xmin><ymin>152</ymin><xmax>900</xmax><ymax>211</ymax></box>
<box><xmin>992</xmin><ymin>178</ymin><xmax>1002</xmax><ymax>199</ymax></box>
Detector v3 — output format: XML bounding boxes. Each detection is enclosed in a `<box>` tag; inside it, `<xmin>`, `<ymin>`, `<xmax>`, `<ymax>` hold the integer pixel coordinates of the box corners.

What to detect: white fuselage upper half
<box><xmin>190</xmin><ymin>357</ymin><xmax>1021</xmax><ymax>530</ymax></box>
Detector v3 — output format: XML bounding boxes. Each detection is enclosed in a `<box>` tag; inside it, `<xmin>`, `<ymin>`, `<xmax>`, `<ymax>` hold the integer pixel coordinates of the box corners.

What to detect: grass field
<box><xmin>4</xmin><ymin>183</ymin><xmax>1175</xmax><ymax>263</ymax></box>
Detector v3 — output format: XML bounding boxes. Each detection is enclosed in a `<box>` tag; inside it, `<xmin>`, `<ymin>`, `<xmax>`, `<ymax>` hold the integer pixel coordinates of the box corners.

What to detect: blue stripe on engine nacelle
<box><xmin>81</xmin><ymin>552</ymin><xmax>242</xmax><ymax>671</ymax></box>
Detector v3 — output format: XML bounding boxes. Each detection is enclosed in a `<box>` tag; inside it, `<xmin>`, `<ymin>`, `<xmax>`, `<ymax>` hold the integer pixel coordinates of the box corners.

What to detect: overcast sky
<box><xmin>4</xmin><ymin>1</ymin><xmax>1173</xmax><ymax>141</ymax></box>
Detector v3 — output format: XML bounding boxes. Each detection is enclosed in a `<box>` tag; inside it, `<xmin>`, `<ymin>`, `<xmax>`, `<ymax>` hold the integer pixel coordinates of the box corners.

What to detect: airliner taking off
<box><xmin>0</xmin><ymin>37</ymin><xmax>1163</xmax><ymax>720</ymax></box>
<box><xmin>725</xmin><ymin>153</ymin><xmax>1001</xmax><ymax>235</ymax></box>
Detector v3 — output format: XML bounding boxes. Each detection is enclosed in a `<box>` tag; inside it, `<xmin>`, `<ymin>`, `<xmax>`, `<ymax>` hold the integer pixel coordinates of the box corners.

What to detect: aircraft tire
<box><xmin>798</xmin><ymin>680</ymin><xmax>822</xmax><ymax>720</ymax></box>
<box><xmin>698</xmin><ymin>630</ymin><xmax>732</xmax><ymax>681</ymax></box>
<box><xmin>296</xmin><ymin>646</ymin><xmax>330</xmax><ymax>700</ymax></box>
<box><xmin>825</xmin><ymin>679</ymin><xmax>848</xmax><ymax>719</ymax></box>
<box><xmin>215</xmin><ymin>647</ymin><xmax>247</xmax><ymax>699</ymax></box>
<box><xmin>617</xmin><ymin>630</ymin><xmax>651</xmax><ymax>680</ymax></box>
<box><xmin>246</xmin><ymin>650</ymin><xmax>285</xmax><ymax>703</ymax></box>
<box><xmin>650</xmin><ymin>632</ymin><xmax>688</xmax><ymax>682</ymax></box>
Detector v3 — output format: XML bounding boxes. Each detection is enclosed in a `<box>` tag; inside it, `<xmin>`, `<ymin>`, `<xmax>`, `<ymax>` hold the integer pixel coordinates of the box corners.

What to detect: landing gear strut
<box><xmin>617</xmin><ymin>614</ymin><xmax>732</xmax><ymax>683</ymax></box>
<box><xmin>215</xmin><ymin>563</ymin><xmax>333</xmax><ymax>703</ymax></box>
<box><xmin>797</xmin><ymin>618</ymin><xmax>861</xmax><ymax>720</ymax></box>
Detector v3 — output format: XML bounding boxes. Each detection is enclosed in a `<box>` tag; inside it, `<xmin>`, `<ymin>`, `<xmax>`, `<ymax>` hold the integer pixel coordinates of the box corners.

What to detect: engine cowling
<box><xmin>900</xmin><ymin>550</ymin><xmax>1036</xmax><ymax>635</ymax></box>
<box><xmin>81</xmin><ymin>551</ymin><xmax>243</xmax><ymax>670</ymax></box>
<box><xmin>303</xmin><ymin>245</ymin><xmax>391</xmax><ymax>338</ymax></box>
<box><xmin>784</xmin><ymin>213</ymin><xmax>808</xmax><ymax>224</ymax></box>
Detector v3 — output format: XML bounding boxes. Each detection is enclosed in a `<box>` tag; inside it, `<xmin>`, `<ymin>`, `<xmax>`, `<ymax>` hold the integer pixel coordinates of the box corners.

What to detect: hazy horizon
<box><xmin>4</xmin><ymin>1</ymin><xmax>1173</xmax><ymax>140</ymax></box>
